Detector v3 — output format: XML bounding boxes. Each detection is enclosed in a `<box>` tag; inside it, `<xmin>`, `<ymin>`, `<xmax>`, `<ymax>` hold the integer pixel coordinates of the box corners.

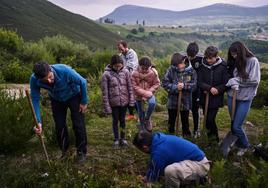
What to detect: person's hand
<box><xmin>33</xmin><ymin>123</ymin><xmax>42</xmax><ymax>135</ymax></box>
<box><xmin>79</xmin><ymin>104</ymin><xmax>87</xmax><ymax>113</ymax></box>
<box><xmin>231</xmin><ymin>84</ymin><xmax>239</xmax><ymax>91</ymax></box>
<box><xmin>177</xmin><ymin>82</ymin><xmax>184</xmax><ymax>91</ymax></box>
<box><xmin>210</xmin><ymin>87</ymin><xmax>219</xmax><ymax>95</ymax></box>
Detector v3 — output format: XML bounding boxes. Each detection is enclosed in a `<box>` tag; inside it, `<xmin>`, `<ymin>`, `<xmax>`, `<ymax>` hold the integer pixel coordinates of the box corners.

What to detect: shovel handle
<box><xmin>203</xmin><ymin>92</ymin><xmax>209</xmax><ymax>130</ymax></box>
<box><xmin>175</xmin><ymin>90</ymin><xmax>182</xmax><ymax>136</ymax></box>
<box><xmin>231</xmin><ymin>90</ymin><xmax>237</xmax><ymax>121</ymax></box>
<box><xmin>25</xmin><ymin>89</ymin><xmax>39</xmax><ymax>128</ymax></box>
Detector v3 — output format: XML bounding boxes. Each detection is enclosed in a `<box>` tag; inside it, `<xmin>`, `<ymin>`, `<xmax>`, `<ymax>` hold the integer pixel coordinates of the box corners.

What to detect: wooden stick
<box><xmin>175</xmin><ymin>90</ymin><xmax>182</xmax><ymax>136</ymax></box>
<box><xmin>203</xmin><ymin>92</ymin><xmax>209</xmax><ymax>131</ymax></box>
<box><xmin>231</xmin><ymin>90</ymin><xmax>237</xmax><ymax>121</ymax></box>
<box><xmin>25</xmin><ymin>89</ymin><xmax>50</xmax><ymax>165</ymax></box>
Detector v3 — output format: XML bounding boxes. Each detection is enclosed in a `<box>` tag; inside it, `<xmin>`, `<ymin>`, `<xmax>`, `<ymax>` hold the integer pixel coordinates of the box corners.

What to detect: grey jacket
<box><xmin>226</xmin><ymin>57</ymin><xmax>261</xmax><ymax>101</ymax></box>
<box><xmin>101</xmin><ymin>65</ymin><xmax>135</xmax><ymax>114</ymax></box>
<box><xmin>120</xmin><ymin>48</ymin><xmax>139</xmax><ymax>72</ymax></box>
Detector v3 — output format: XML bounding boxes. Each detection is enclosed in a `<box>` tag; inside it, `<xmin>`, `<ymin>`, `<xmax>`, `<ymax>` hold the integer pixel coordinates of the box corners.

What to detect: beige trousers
<box><xmin>164</xmin><ymin>157</ymin><xmax>210</xmax><ymax>188</ymax></box>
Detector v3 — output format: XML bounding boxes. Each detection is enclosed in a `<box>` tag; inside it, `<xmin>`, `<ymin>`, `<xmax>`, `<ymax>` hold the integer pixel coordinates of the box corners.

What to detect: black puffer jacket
<box><xmin>198</xmin><ymin>57</ymin><xmax>228</xmax><ymax>109</ymax></box>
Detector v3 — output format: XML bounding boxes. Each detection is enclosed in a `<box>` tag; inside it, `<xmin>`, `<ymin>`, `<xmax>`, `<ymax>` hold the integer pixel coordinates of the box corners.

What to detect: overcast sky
<box><xmin>47</xmin><ymin>0</ymin><xmax>268</xmax><ymax>19</ymax></box>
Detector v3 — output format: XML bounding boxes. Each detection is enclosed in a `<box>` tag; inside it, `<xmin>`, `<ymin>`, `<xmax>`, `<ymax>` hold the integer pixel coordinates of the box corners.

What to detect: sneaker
<box><xmin>126</xmin><ymin>115</ymin><xmax>136</xmax><ymax>121</ymax></box>
<box><xmin>120</xmin><ymin>139</ymin><xmax>128</xmax><ymax>148</ymax></box>
<box><xmin>237</xmin><ymin>148</ymin><xmax>248</xmax><ymax>156</ymax></box>
<box><xmin>193</xmin><ymin>131</ymin><xmax>201</xmax><ymax>138</ymax></box>
<box><xmin>113</xmin><ymin>140</ymin><xmax>120</xmax><ymax>149</ymax></box>
<box><xmin>76</xmin><ymin>152</ymin><xmax>86</xmax><ymax>164</ymax></box>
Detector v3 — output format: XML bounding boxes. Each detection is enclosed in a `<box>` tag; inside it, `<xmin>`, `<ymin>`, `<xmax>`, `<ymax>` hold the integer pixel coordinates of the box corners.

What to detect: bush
<box><xmin>0</xmin><ymin>28</ymin><xmax>23</xmax><ymax>54</ymax></box>
<box><xmin>138</xmin><ymin>27</ymin><xmax>145</xmax><ymax>33</ymax></box>
<box><xmin>131</xmin><ymin>29</ymin><xmax>138</xmax><ymax>35</ymax></box>
<box><xmin>21</xmin><ymin>42</ymin><xmax>54</xmax><ymax>64</ymax></box>
<box><xmin>2</xmin><ymin>60</ymin><xmax>31</xmax><ymax>83</ymax></box>
<box><xmin>0</xmin><ymin>89</ymin><xmax>33</xmax><ymax>153</ymax></box>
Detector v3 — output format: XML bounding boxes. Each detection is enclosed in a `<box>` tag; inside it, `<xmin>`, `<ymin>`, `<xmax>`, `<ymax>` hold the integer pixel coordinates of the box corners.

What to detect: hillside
<box><xmin>102</xmin><ymin>3</ymin><xmax>268</xmax><ymax>26</ymax></box>
<box><xmin>0</xmin><ymin>0</ymin><xmax>121</xmax><ymax>49</ymax></box>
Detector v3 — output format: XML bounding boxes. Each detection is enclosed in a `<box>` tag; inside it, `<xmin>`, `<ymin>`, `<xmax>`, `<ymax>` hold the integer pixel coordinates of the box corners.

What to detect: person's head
<box><xmin>139</xmin><ymin>56</ymin><xmax>152</xmax><ymax>74</ymax></box>
<box><xmin>117</xmin><ymin>40</ymin><xmax>129</xmax><ymax>54</ymax></box>
<box><xmin>187</xmin><ymin>42</ymin><xmax>199</xmax><ymax>60</ymax></box>
<box><xmin>228</xmin><ymin>41</ymin><xmax>254</xmax><ymax>79</ymax></box>
<box><xmin>132</xmin><ymin>130</ymin><xmax>153</xmax><ymax>154</ymax></box>
<box><xmin>171</xmin><ymin>53</ymin><xmax>186</xmax><ymax>71</ymax></box>
<box><xmin>204</xmin><ymin>46</ymin><xmax>218</xmax><ymax>65</ymax></box>
<box><xmin>33</xmin><ymin>61</ymin><xmax>54</xmax><ymax>84</ymax></box>
<box><xmin>110</xmin><ymin>54</ymin><xmax>124</xmax><ymax>71</ymax></box>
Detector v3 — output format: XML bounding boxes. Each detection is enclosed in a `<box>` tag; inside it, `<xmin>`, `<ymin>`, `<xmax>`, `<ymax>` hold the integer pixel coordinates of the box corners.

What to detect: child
<box><xmin>186</xmin><ymin>42</ymin><xmax>203</xmax><ymax>137</ymax></box>
<box><xmin>198</xmin><ymin>46</ymin><xmax>228</xmax><ymax>143</ymax></box>
<box><xmin>226</xmin><ymin>41</ymin><xmax>260</xmax><ymax>156</ymax></box>
<box><xmin>131</xmin><ymin>57</ymin><xmax>160</xmax><ymax>131</ymax></box>
<box><xmin>162</xmin><ymin>53</ymin><xmax>197</xmax><ymax>136</ymax></box>
<box><xmin>101</xmin><ymin>55</ymin><xmax>135</xmax><ymax>148</ymax></box>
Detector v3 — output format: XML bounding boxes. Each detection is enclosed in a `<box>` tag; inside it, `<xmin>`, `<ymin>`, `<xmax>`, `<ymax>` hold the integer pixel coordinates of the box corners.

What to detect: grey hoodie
<box><xmin>226</xmin><ymin>57</ymin><xmax>261</xmax><ymax>101</ymax></box>
<box><xmin>120</xmin><ymin>48</ymin><xmax>138</xmax><ymax>72</ymax></box>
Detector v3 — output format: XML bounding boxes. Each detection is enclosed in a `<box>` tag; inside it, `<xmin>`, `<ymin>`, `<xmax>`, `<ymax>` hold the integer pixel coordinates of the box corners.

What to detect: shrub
<box><xmin>0</xmin><ymin>28</ymin><xmax>23</xmax><ymax>54</ymax></box>
<box><xmin>0</xmin><ymin>89</ymin><xmax>33</xmax><ymax>153</ymax></box>
<box><xmin>2</xmin><ymin>60</ymin><xmax>31</xmax><ymax>83</ymax></box>
<box><xmin>131</xmin><ymin>29</ymin><xmax>138</xmax><ymax>35</ymax></box>
<box><xmin>138</xmin><ymin>27</ymin><xmax>145</xmax><ymax>33</ymax></box>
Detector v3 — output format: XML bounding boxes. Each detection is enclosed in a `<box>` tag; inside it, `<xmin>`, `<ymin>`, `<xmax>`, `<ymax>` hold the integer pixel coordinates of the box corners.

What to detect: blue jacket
<box><xmin>30</xmin><ymin>64</ymin><xmax>88</xmax><ymax>123</ymax></box>
<box><xmin>147</xmin><ymin>133</ymin><xmax>205</xmax><ymax>182</ymax></box>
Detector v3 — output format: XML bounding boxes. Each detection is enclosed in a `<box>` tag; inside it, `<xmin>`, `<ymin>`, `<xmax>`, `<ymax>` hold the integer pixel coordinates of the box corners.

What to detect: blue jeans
<box><xmin>136</xmin><ymin>96</ymin><xmax>156</xmax><ymax>125</ymax></box>
<box><xmin>228</xmin><ymin>96</ymin><xmax>252</xmax><ymax>148</ymax></box>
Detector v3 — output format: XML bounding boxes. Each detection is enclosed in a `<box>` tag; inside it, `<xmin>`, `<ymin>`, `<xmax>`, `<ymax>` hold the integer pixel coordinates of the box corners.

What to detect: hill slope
<box><xmin>0</xmin><ymin>0</ymin><xmax>120</xmax><ymax>48</ymax></box>
<box><xmin>102</xmin><ymin>3</ymin><xmax>268</xmax><ymax>25</ymax></box>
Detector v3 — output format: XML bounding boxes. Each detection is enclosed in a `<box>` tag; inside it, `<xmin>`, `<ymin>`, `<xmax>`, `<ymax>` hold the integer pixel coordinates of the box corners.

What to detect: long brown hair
<box><xmin>227</xmin><ymin>41</ymin><xmax>254</xmax><ymax>79</ymax></box>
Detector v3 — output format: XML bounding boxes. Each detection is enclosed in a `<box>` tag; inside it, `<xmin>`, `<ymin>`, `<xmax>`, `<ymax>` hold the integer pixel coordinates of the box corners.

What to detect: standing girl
<box><xmin>101</xmin><ymin>55</ymin><xmax>135</xmax><ymax>148</ymax></box>
<box><xmin>226</xmin><ymin>41</ymin><xmax>261</xmax><ymax>156</ymax></box>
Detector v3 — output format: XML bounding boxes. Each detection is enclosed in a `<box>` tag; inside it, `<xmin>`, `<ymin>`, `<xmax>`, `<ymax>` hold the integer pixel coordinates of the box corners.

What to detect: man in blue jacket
<box><xmin>30</xmin><ymin>61</ymin><xmax>88</xmax><ymax>163</ymax></box>
<box><xmin>133</xmin><ymin>131</ymin><xmax>210</xmax><ymax>187</ymax></box>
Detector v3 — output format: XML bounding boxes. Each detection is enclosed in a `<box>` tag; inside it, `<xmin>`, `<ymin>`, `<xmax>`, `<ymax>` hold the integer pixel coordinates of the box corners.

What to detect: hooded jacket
<box><xmin>131</xmin><ymin>66</ymin><xmax>160</xmax><ymax>100</ymax></box>
<box><xmin>162</xmin><ymin>63</ymin><xmax>197</xmax><ymax>110</ymax></box>
<box><xmin>101</xmin><ymin>65</ymin><xmax>135</xmax><ymax>114</ymax></box>
<box><xmin>226</xmin><ymin>57</ymin><xmax>260</xmax><ymax>101</ymax></box>
<box><xmin>198</xmin><ymin>57</ymin><xmax>228</xmax><ymax>108</ymax></box>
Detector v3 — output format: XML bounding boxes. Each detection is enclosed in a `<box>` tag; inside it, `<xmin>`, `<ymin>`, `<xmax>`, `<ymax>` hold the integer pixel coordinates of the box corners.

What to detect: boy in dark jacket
<box><xmin>186</xmin><ymin>42</ymin><xmax>203</xmax><ymax>137</ymax></box>
<box><xmin>198</xmin><ymin>46</ymin><xmax>228</xmax><ymax>143</ymax></box>
<box><xmin>162</xmin><ymin>53</ymin><xmax>197</xmax><ymax>136</ymax></box>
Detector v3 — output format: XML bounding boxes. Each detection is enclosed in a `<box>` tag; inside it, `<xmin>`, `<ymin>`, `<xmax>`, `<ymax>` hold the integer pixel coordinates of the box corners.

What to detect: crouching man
<box><xmin>133</xmin><ymin>131</ymin><xmax>210</xmax><ymax>187</ymax></box>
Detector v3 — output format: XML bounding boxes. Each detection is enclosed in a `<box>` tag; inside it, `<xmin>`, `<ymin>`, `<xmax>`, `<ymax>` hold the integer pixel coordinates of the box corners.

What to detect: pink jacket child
<box><xmin>101</xmin><ymin>55</ymin><xmax>135</xmax><ymax>148</ymax></box>
<box><xmin>131</xmin><ymin>57</ymin><xmax>160</xmax><ymax>131</ymax></box>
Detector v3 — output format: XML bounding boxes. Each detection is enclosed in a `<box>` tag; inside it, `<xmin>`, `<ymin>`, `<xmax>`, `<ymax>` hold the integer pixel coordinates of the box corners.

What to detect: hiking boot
<box><xmin>120</xmin><ymin>139</ymin><xmax>128</xmax><ymax>148</ymax></box>
<box><xmin>144</xmin><ymin>119</ymin><xmax>152</xmax><ymax>132</ymax></box>
<box><xmin>237</xmin><ymin>148</ymin><xmax>248</xmax><ymax>156</ymax></box>
<box><xmin>113</xmin><ymin>140</ymin><xmax>120</xmax><ymax>149</ymax></box>
<box><xmin>75</xmin><ymin>152</ymin><xmax>86</xmax><ymax>164</ymax></box>
<box><xmin>126</xmin><ymin>115</ymin><xmax>137</xmax><ymax>121</ymax></box>
<box><xmin>193</xmin><ymin>130</ymin><xmax>201</xmax><ymax>138</ymax></box>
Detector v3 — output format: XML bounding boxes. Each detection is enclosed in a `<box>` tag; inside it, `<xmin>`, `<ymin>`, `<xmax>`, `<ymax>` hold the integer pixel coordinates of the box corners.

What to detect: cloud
<box><xmin>47</xmin><ymin>0</ymin><xmax>268</xmax><ymax>19</ymax></box>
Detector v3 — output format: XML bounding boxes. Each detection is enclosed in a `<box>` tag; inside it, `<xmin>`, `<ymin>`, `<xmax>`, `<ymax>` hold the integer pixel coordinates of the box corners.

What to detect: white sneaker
<box><xmin>120</xmin><ymin>139</ymin><xmax>128</xmax><ymax>147</ymax></box>
<box><xmin>237</xmin><ymin>148</ymin><xmax>248</xmax><ymax>156</ymax></box>
<box><xmin>113</xmin><ymin>140</ymin><xmax>120</xmax><ymax>149</ymax></box>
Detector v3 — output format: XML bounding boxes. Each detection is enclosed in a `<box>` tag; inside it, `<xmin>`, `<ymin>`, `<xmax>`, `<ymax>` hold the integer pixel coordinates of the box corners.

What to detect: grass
<box><xmin>1</xmin><ymin>105</ymin><xmax>268</xmax><ymax>187</ymax></box>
